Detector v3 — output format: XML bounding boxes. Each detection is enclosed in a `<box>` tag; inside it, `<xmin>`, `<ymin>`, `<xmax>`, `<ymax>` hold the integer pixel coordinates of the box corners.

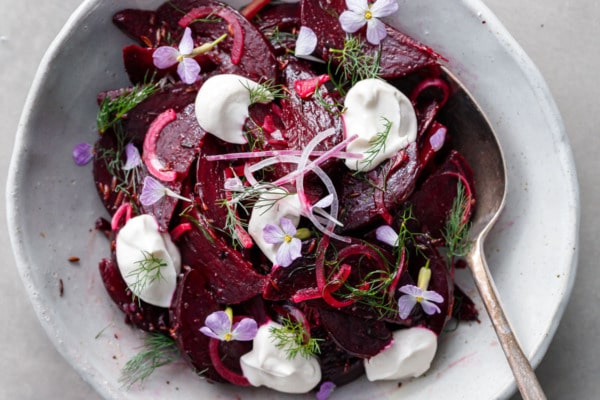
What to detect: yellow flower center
<box><xmin>416</xmin><ymin>296</ymin><xmax>423</xmax><ymax>303</ymax></box>
<box><xmin>364</xmin><ymin>10</ymin><xmax>373</xmax><ymax>20</ymax></box>
<box><xmin>224</xmin><ymin>332</ymin><xmax>232</xmax><ymax>341</ymax></box>
<box><xmin>177</xmin><ymin>54</ymin><xmax>184</xmax><ymax>62</ymax></box>
<box><xmin>284</xmin><ymin>234</ymin><xmax>293</xmax><ymax>243</ymax></box>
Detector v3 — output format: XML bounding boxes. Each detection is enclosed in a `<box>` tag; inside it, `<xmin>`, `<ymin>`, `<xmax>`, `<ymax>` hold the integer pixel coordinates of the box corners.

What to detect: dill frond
<box><xmin>126</xmin><ymin>250</ymin><xmax>168</xmax><ymax>302</ymax></box>
<box><xmin>270</xmin><ymin>317</ymin><xmax>322</xmax><ymax>360</ymax></box>
<box><xmin>119</xmin><ymin>333</ymin><xmax>179</xmax><ymax>389</ymax></box>
<box><xmin>360</xmin><ymin>116</ymin><xmax>393</xmax><ymax>170</ymax></box>
<box><xmin>443</xmin><ymin>182</ymin><xmax>473</xmax><ymax>266</ymax></box>
<box><xmin>329</xmin><ymin>36</ymin><xmax>381</xmax><ymax>92</ymax></box>
<box><xmin>97</xmin><ymin>80</ymin><xmax>161</xmax><ymax>133</ymax></box>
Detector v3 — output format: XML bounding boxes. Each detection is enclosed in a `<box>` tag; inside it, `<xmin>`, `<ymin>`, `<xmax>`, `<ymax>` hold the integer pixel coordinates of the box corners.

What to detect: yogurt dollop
<box><xmin>195</xmin><ymin>74</ymin><xmax>271</xmax><ymax>144</ymax></box>
<box><xmin>247</xmin><ymin>189</ymin><xmax>302</xmax><ymax>265</ymax></box>
<box><xmin>240</xmin><ymin>321</ymin><xmax>322</xmax><ymax>393</ymax></box>
<box><xmin>342</xmin><ymin>78</ymin><xmax>418</xmax><ymax>171</ymax></box>
<box><xmin>364</xmin><ymin>327</ymin><xmax>438</xmax><ymax>381</ymax></box>
<box><xmin>115</xmin><ymin>214</ymin><xmax>181</xmax><ymax>308</ymax></box>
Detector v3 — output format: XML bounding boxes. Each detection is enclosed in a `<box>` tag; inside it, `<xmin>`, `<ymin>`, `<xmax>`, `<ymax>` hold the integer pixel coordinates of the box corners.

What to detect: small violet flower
<box><xmin>295</xmin><ymin>26</ymin><xmax>318</xmax><ymax>57</ymax></box>
<box><xmin>397</xmin><ymin>263</ymin><xmax>444</xmax><ymax>319</ymax></box>
<box><xmin>263</xmin><ymin>217</ymin><xmax>302</xmax><ymax>267</ymax></box>
<box><xmin>339</xmin><ymin>0</ymin><xmax>399</xmax><ymax>45</ymax></box>
<box><xmin>316</xmin><ymin>381</ymin><xmax>336</xmax><ymax>400</ymax></box>
<box><xmin>73</xmin><ymin>142</ymin><xmax>94</xmax><ymax>166</ymax></box>
<box><xmin>200</xmin><ymin>308</ymin><xmax>258</xmax><ymax>342</ymax></box>
<box><xmin>139</xmin><ymin>176</ymin><xmax>191</xmax><ymax>207</ymax></box>
<box><xmin>122</xmin><ymin>143</ymin><xmax>141</xmax><ymax>170</ymax></box>
<box><xmin>153</xmin><ymin>27</ymin><xmax>201</xmax><ymax>84</ymax></box>
<box><xmin>375</xmin><ymin>224</ymin><xmax>399</xmax><ymax>247</ymax></box>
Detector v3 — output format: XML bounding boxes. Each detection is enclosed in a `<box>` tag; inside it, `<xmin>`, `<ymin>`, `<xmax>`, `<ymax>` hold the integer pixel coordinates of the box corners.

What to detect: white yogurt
<box><xmin>115</xmin><ymin>214</ymin><xmax>181</xmax><ymax>308</ymax></box>
<box><xmin>342</xmin><ymin>78</ymin><xmax>417</xmax><ymax>171</ymax></box>
<box><xmin>364</xmin><ymin>326</ymin><xmax>438</xmax><ymax>381</ymax></box>
<box><xmin>195</xmin><ymin>74</ymin><xmax>272</xmax><ymax>144</ymax></box>
<box><xmin>240</xmin><ymin>321</ymin><xmax>322</xmax><ymax>393</ymax></box>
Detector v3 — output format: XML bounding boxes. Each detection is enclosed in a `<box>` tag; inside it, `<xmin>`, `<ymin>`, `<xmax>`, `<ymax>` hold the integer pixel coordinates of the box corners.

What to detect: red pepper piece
<box><xmin>293</xmin><ymin>74</ymin><xmax>330</xmax><ymax>99</ymax></box>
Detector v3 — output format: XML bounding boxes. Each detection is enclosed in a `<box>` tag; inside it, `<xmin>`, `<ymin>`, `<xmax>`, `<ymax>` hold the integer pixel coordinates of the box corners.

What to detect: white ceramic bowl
<box><xmin>7</xmin><ymin>0</ymin><xmax>579</xmax><ymax>399</ymax></box>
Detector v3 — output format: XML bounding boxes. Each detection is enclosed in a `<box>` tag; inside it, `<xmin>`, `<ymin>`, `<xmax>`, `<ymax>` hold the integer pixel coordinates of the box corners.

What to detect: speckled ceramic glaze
<box><xmin>6</xmin><ymin>0</ymin><xmax>579</xmax><ymax>399</ymax></box>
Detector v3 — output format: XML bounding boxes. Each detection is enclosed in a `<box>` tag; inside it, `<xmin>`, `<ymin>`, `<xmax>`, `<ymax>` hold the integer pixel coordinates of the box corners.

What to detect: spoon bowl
<box><xmin>438</xmin><ymin>68</ymin><xmax>546</xmax><ymax>400</ymax></box>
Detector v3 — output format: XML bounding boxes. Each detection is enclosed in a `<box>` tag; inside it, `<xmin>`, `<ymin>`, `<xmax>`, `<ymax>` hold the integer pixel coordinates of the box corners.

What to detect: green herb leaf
<box><xmin>97</xmin><ymin>80</ymin><xmax>161</xmax><ymax>133</ymax></box>
<box><xmin>443</xmin><ymin>181</ymin><xmax>473</xmax><ymax>266</ymax></box>
<box><xmin>329</xmin><ymin>36</ymin><xmax>381</xmax><ymax>93</ymax></box>
<box><xmin>269</xmin><ymin>317</ymin><xmax>322</xmax><ymax>360</ymax></box>
<box><xmin>126</xmin><ymin>250</ymin><xmax>168</xmax><ymax>302</ymax></box>
<box><xmin>119</xmin><ymin>333</ymin><xmax>179</xmax><ymax>388</ymax></box>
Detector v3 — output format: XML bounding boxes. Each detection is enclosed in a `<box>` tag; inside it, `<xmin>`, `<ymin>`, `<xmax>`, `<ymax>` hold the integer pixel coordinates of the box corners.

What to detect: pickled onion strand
<box><xmin>179</xmin><ymin>7</ymin><xmax>245</xmax><ymax>65</ymax></box>
<box><xmin>439</xmin><ymin>171</ymin><xmax>474</xmax><ymax>224</ymax></box>
<box><xmin>142</xmin><ymin>108</ymin><xmax>177</xmax><ymax>182</ymax></box>
<box><xmin>274</xmin><ymin>133</ymin><xmax>359</xmax><ymax>187</ymax></box>
<box><xmin>111</xmin><ymin>202</ymin><xmax>133</xmax><ymax>231</ymax></box>
<box><xmin>205</xmin><ymin>149</ymin><xmax>362</xmax><ymax>162</ymax></box>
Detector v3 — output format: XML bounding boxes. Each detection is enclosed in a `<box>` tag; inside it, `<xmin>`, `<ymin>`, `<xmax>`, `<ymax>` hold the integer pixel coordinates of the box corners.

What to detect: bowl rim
<box><xmin>6</xmin><ymin>0</ymin><xmax>580</xmax><ymax>399</ymax></box>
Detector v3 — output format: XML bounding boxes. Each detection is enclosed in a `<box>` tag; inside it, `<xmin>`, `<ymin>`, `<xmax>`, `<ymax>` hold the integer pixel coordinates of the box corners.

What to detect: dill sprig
<box><xmin>119</xmin><ymin>332</ymin><xmax>179</xmax><ymax>389</ymax></box>
<box><xmin>97</xmin><ymin>81</ymin><xmax>161</xmax><ymax>133</ymax></box>
<box><xmin>361</xmin><ymin>116</ymin><xmax>392</xmax><ymax>170</ymax></box>
<box><xmin>443</xmin><ymin>182</ymin><xmax>473</xmax><ymax>266</ymax></box>
<box><xmin>244</xmin><ymin>78</ymin><xmax>287</xmax><ymax>105</ymax></box>
<box><xmin>219</xmin><ymin>183</ymin><xmax>290</xmax><ymax>246</ymax></box>
<box><xmin>126</xmin><ymin>250</ymin><xmax>167</xmax><ymax>302</ymax></box>
<box><xmin>270</xmin><ymin>317</ymin><xmax>322</xmax><ymax>360</ymax></box>
<box><xmin>329</xmin><ymin>36</ymin><xmax>381</xmax><ymax>93</ymax></box>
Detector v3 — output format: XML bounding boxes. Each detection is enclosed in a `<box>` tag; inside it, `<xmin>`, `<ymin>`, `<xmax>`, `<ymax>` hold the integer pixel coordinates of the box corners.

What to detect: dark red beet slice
<box><xmin>339</xmin><ymin>142</ymin><xmax>420</xmax><ymax>232</ymax></box>
<box><xmin>195</xmin><ymin>134</ymin><xmax>231</xmax><ymax>231</ymax></box>
<box><xmin>98</xmin><ymin>257</ymin><xmax>170</xmax><ymax>333</ymax></box>
<box><xmin>453</xmin><ymin>284</ymin><xmax>479</xmax><ymax>321</ymax></box>
<box><xmin>178</xmin><ymin>209</ymin><xmax>268</xmax><ymax>304</ymax></box>
<box><xmin>122</xmin><ymin>44</ymin><xmax>172</xmax><ymax>85</ymax></box>
<box><xmin>123</xmin><ymin>82</ymin><xmax>198</xmax><ymax>146</ymax></box>
<box><xmin>93</xmin><ymin>132</ymin><xmax>130</xmax><ymax>215</ymax></box>
<box><xmin>113</xmin><ymin>9</ymin><xmax>159</xmax><ymax>46</ymax></box>
<box><xmin>279</xmin><ymin>60</ymin><xmax>344</xmax><ymax>151</ymax></box>
<box><xmin>317</xmin><ymin>334</ymin><xmax>365</xmax><ymax>386</ymax></box>
<box><xmin>422</xmin><ymin>245</ymin><xmax>454</xmax><ymax>335</ymax></box>
<box><xmin>318</xmin><ymin>307</ymin><xmax>392</xmax><ymax>358</ymax></box>
<box><xmin>300</xmin><ymin>0</ymin><xmax>441</xmax><ymax>79</ymax></box>
<box><xmin>406</xmin><ymin>150</ymin><xmax>475</xmax><ymax>238</ymax></box>
<box><xmin>154</xmin><ymin>103</ymin><xmax>205</xmax><ymax>179</ymax></box>
<box><xmin>170</xmin><ymin>267</ymin><xmax>222</xmax><ymax>381</ymax></box>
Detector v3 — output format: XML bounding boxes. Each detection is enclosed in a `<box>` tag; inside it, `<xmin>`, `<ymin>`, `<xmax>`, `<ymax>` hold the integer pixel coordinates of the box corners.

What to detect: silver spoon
<box><xmin>439</xmin><ymin>68</ymin><xmax>547</xmax><ymax>400</ymax></box>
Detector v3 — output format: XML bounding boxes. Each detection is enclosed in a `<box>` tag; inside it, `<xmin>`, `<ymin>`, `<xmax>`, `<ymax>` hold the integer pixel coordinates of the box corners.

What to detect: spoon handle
<box><xmin>468</xmin><ymin>238</ymin><xmax>547</xmax><ymax>400</ymax></box>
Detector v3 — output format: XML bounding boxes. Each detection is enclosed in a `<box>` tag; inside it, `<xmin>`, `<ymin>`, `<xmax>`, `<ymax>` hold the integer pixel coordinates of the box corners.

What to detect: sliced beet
<box><xmin>406</xmin><ymin>150</ymin><xmax>475</xmax><ymax>238</ymax></box>
<box><xmin>113</xmin><ymin>9</ymin><xmax>159</xmax><ymax>46</ymax></box>
<box><xmin>318</xmin><ymin>307</ymin><xmax>392</xmax><ymax>358</ymax></box>
<box><xmin>300</xmin><ymin>0</ymin><xmax>441</xmax><ymax>79</ymax></box>
<box><xmin>170</xmin><ymin>267</ymin><xmax>222</xmax><ymax>381</ymax></box>
<box><xmin>317</xmin><ymin>334</ymin><xmax>365</xmax><ymax>386</ymax></box>
<box><xmin>123</xmin><ymin>82</ymin><xmax>198</xmax><ymax>146</ymax></box>
<box><xmin>339</xmin><ymin>142</ymin><xmax>420</xmax><ymax>232</ymax></box>
<box><xmin>153</xmin><ymin>103</ymin><xmax>205</xmax><ymax>179</ymax></box>
<box><xmin>98</xmin><ymin>257</ymin><xmax>170</xmax><ymax>333</ymax></box>
<box><xmin>178</xmin><ymin>208</ymin><xmax>268</xmax><ymax>304</ymax></box>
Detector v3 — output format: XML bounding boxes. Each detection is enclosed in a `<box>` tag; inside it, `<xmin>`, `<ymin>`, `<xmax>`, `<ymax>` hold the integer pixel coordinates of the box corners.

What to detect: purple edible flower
<box><xmin>73</xmin><ymin>142</ymin><xmax>94</xmax><ymax>166</ymax></box>
<box><xmin>316</xmin><ymin>381</ymin><xmax>336</xmax><ymax>400</ymax></box>
<box><xmin>397</xmin><ymin>284</ymin><xmax>444</xmax><ymax>319</ymax></box>
<box><xmin>295</xmin><ymin>26</ymin><xmax>318</xmax><ymax>57</ymax></box>
<box><xmin>153</xmin><ymin>27</ymin><xmax>201</xmax><ymax>84</ymax></box>
<box><xmin>339</xmin><ymin>0</ymin><xmax>399</xmax><ymax>45</ymax></box>
<box><xmin>375</xmin><ymin>224</ymin><xmax>399</xmax><ymax>247</ymax></box>
<box><xmin>139</xmin><ymin>176</ymin><xmax>191</xmax><ymax>206</ymax></box>
<box><xmin>200</xmin><ymin>309</ymin><xmax>258</xmax><ymax>342</ymax></box>
<box><xmin>263</xmin><ymin>217</ymin><xmax>302</xmax><ymax>267</ymax></box>
<box><xmin>122</xmin><ymin>143</ymin><xmax>141</xmax><ymax>170</ymax></box>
